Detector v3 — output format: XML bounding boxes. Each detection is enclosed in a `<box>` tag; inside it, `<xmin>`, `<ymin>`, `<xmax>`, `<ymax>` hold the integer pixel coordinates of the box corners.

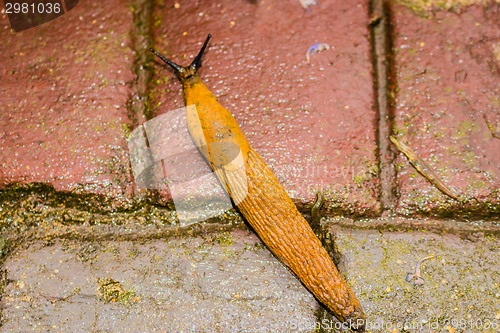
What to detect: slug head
<box><xmin>150</xmin><ymin>34</ymin><xmax>211</xmax><ymax>83</ymax></box>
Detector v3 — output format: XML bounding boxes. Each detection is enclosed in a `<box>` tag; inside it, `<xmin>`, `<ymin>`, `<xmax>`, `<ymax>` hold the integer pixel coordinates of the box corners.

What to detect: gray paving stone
<box><xmin>2</xmin><ymin>230</ymin><xmax>317</xmax><ymax>332</ymax></box>
<box><xmin>2</xmin><ymin>224</ymin><xmax>499</xmax><ymax>332</ymax></box>
<box><xmin>334</xmin><ymin>228</ymin><xmax>500</xmax><ymax>332</ymax></box>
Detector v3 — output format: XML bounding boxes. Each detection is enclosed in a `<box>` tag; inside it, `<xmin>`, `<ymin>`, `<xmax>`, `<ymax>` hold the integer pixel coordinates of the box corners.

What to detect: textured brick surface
<box><xmin>0</xmin><ymin>1</ymin><xmax>135</xmax><ymax>207</ymax></box>
<box><xmin>149</xmin><ymin>0</ymin><xmax>380</xmax><ymax>215</ymax></box>
<box><xmin>391</xmin><ymin>3</ymin><xmax>500</xmax><ymax>216</ymax></box>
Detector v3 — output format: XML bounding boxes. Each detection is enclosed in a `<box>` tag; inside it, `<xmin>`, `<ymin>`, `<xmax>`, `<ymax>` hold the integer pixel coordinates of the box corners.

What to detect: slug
<box><xmin>151</xmin><ymin>35</ymin><xmax>366</xmax><ymax>330</ymax></box>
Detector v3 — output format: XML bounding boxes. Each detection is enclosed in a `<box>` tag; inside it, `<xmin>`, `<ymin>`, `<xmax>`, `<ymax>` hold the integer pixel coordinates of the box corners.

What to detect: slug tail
<box><xmin>222</xmin><ymin>148</ymin><xmax>366</xmax><ymax>325</ymax></box>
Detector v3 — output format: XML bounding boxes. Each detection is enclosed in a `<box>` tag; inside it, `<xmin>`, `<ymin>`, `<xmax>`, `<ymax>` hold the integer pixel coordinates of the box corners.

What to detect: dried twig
<box><xmin>390</xmin><ymin>136</ymin><xmax>460</xmax><ymax>201</ymax></box>
<box><xmin>405</xmin><ymin>255</ymin><xmax>434</xmax><ymax>286</ymax></box>
<box><xmin>483</xmin><ymin>114</ymin><xmax>500</xmax><ymax>140</ymax></box>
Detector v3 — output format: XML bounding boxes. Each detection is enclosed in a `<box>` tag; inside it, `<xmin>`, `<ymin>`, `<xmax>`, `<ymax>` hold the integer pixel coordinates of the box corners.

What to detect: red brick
<box><xmin>0</xmin><ymin>1</ymin><xmax>136</xmax><ymax>207</ymax></box>
<box><xmin>391</xmin><ymin>3</ymin><xmax>500</xmax><ymax>216</ymax></box>
<box><xmin>150</xmin><ymin>0</ymin><xmax>380</xmax><ymax>215</ymax></box>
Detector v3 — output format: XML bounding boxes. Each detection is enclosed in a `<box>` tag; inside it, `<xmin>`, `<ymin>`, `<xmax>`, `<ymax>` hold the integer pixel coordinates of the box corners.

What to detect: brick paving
<box><xmin>391</xmin><ymin>3</ymin><xmax>500</xmax><ymax>217</ymax></box>
<box><xmin>149</xmin><ymin>0</ymin><xmax>380</xmax><ymax>214</ymax></box>
<box><xmin>0</xmin><ymin>0</ymin><xmax>499</xmax><ymax>332</ymax></box>
<box><xmin>0</xmin><ymin>1</ymin><xmax>136</xmax><ymax>208</ymax></box>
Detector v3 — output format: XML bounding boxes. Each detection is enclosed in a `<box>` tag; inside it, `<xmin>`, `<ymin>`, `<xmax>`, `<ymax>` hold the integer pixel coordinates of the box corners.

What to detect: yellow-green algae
<box><xmin>395</xmin><ymin>0</ymin><xmax>500</xmax><ymax>15</ymax></box>
<box><xmin>334</xmin><ymin>230</ymin><xmax>500</xmax><ymax>333</ymax></box>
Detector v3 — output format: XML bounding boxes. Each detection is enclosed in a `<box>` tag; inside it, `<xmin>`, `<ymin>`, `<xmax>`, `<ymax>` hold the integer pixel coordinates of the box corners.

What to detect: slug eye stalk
<box><xmin>150</xmin><ymin>34</ymin><xmax>212</xmax><ymax>81</ymax></box>
<box><xmin>150</xmin><ymin>48</ymin><xmax>184</xmax><ymax>73</ymax></box>
<box><xmin>190</xmin><ymin>33</ymin><xmax>211</xmax><ymax>72</ymax></box>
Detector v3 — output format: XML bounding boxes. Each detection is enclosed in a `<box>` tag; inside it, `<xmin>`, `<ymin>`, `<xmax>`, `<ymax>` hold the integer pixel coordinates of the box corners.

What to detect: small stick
<box><xmin>40</xmin><ymin>292</ymin><xmax>94</xmax><ymax>302</ymax></box>
<box><xmin>390</xmin><ymin>136</ymin><xmax>460</xmax><ymax>201</ymax></box>
<box><xmin>405</xmin><ymin>255</ymin><xmax>434</xmax><ymax>286</ymax></box>
<box><xmin>483</xmin><ymin>114</ymin><xmax>500</xmax><ymax>140</ymax></box>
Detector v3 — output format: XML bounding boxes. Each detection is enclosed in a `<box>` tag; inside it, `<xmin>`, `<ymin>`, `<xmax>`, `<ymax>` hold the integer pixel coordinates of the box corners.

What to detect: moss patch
<box><xmin>394</xmin><ymin>0</ymin><xmax>500</xmax><ymax>16</ymax></box>
<box><xmin>96</xmin><ymin>277</ymin><xmax>140</xmax><ymax>305</ymax></box>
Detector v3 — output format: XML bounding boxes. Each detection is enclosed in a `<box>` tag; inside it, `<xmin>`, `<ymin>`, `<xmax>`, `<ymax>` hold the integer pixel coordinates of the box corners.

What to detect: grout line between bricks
<box><xmin>369</xmin><ymin>0</ymin><xmax>397</xmax><ymax>215</ymax></box>
<box><xmin>326</xmin><ymin>217</ymin><xmax>500</xmax><ymax>238</ymax></box>
<box><xmin>128</xmin><ymin>0</ymin><xmax>154</xmax><ymax>126</ymax></box>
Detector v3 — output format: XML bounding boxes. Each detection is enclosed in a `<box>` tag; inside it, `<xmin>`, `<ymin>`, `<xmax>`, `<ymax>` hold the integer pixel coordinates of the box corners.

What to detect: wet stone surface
<box><xmin>2</xmin><ymin>230</ymin><xmax>317</xmax><ymax>332</ymax></box>
<box><xmin>0</xmin><ymin>0</ymin><xmax>136</xmax><ymax>208</ymax></box>
<box><xmin>334</xmin><ymin>228</ymin><xmax>500</xmax><ymax>333</ymax></box>
<box><xmin>391</xmin><ymin>3</ymin><xmax>500</xmax><ymax>217</ymax></box>
<box><xmin>150</xmin><ymin>0</ymin><xmax>380</xmax><ymax>215</ymax></box>
<box><xmin>1</xmin><ymin>0</ymin><xmax>500</xmax><ymax>331</ymax></box>
<box><xmin>2</xmin><ymin>226</ymin><xmax>499</xmax><ymax>332</ymax></box>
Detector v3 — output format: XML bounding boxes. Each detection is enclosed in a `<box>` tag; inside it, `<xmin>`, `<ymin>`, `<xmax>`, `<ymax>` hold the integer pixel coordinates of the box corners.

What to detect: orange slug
<box><xmin>151</xmin><ymin>34</ymin><xmax>366</xmax><ymax>330</ymax></box>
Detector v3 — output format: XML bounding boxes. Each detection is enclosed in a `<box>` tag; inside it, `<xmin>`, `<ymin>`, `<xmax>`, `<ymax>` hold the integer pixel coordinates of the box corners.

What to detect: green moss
<box><xmin>462</xmin><ymin>151</ymin><xmax>477</xmax><ymax>169</ymax></box>
<box><xmin>211</xmin><ymin>231</ymin><xmax>234</xmax><ymax>247</ymax></box>
<box><xmin>353</xmin><ymin>174</ymin><xmax>365</xmax><ymax>187</ymax></box>
<box><xmin>394</xmin><ymin>0</ymin><xmax>500</xmax><ymax>16</ymax></box>
<box><xmin>490</xmin><ymin>94</ymin><xmax>500</xmax><ymax>108</ymax></box>
<box><xmin>96</xmin><ymin>277</ymin><xmax>139</xmax><ymax>305</ymax></box>
<box><xmin>153</xmin><ymin>10</ymin><xmax>162</xmax><ymax>27</ymax></box>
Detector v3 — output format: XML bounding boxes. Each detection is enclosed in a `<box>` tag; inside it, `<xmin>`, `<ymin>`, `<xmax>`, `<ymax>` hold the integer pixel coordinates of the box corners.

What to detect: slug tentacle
<box><xmin>150</xmin><ymin>34</ymin><xmax>211</xmax><ymax>82</ymax></box>
<box><xmin>150</xmin><ymin>48</ymin><xmax>184</xmax><ymax>74</ymax></box>
<box><xmin>151</xmin><ymin>35</ymin><xmax>366</xmax><ymax>331</ymax></box>
<box><xmin>190</xmin><ymin>33</ymin><xmax>211</xmax><ymax>73</ymax></box>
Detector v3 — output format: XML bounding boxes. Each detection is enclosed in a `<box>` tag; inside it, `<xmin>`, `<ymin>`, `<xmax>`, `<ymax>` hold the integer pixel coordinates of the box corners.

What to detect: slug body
<box><xmin>151</xmin><ymin>35</ymin><xmax>365</xmax><ymax>329</ymax></box>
